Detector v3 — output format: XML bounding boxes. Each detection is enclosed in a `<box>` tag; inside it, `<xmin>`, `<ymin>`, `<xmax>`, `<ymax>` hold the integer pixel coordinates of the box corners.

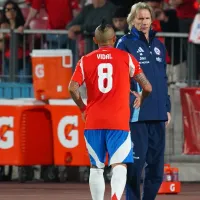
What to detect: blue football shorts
<box><xmin>84</xmin><ymin>129</ymin><xmax>134</xmax><ymax>168</ymax></box>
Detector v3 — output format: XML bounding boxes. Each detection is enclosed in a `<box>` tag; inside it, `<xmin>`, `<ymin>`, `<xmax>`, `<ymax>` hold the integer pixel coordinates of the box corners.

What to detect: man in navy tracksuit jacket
<box><xmin>116</xmin><ymin>2</ymin><xmax>171</xmax><ymax>200</ymax></box>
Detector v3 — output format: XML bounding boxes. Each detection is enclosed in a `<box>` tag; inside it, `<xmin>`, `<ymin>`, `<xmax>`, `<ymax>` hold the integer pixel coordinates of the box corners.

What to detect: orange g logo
<box><xmin>58</xmin><ymin>116</ymin><xmax>78</xmax><ymax>148</ymax></box>
<box><xmin>0</xmin><ymin>117</ymin><xmax>14</xmax><ymax>149</ymax></box>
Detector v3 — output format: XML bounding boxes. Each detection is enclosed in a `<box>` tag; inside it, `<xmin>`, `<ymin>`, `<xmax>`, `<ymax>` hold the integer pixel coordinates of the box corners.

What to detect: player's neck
<box><xmin>99</xmin><ymin>45</ymin><xmax>113</xmax><ymax>48</ymax></box>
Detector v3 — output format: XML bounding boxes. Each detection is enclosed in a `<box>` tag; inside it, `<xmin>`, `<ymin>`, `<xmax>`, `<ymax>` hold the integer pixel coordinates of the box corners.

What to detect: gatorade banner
<box><xmin>180</xmin><ymin>88</ymin><xmax>200</xmax><ymax>154</ymax></box>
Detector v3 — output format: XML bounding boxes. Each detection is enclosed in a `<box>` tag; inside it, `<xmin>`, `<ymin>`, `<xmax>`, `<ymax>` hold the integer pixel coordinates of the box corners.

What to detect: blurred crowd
<box><xmin>0</xmin><ymin>0</ymin><xmax>199</xmax><ymax>82</ymax></box>
<box><xmin>14</xmin><ymin>0</ymin><xmax>198</xmax><ymax>35</ymax></box>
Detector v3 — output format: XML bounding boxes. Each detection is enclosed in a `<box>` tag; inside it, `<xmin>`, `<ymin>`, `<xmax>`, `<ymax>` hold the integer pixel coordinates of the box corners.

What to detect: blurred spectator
<box><xmin>144</xmin><ymin>0</ymin><xmax>163</xmax><ymax>9</ymax></box>
<box><xmin>0</xmin><ymin>10</ymin><xmax>3</xmax><ymax>24</ymax></box>
<box><xmin>166</xmin><ymin>0</ymin><xmax>197</xmax><ymax>32</ymax></box>
<box><xmin>112</xmin><ymin>7</ymin><xmax>128</xmax><ymax>43</ymax></box>
<box><xmin>67</xmin><ymin>0</ymin><xmax>116</xmax><ymax>39</ymax></box>
<box><xmin>24</xmin><ymin>0</ymin><xmax>80</xmax><ymax>29</ymax></box>
<box><xmin>0</xmin><ymin>0</ymin><xmax>31</xmax><ymax>82</ymax></box>
<box><xmin>23</xmin><ymin>0</ymin><xmax>80</xmax><ymax>49</ymax></box>
<box><xmin>0</xmin><ymin>10</ymin><xmax>3</xmax><ymax>75</ymax></box>
<box><xmin>67</xmin><ymin>0</ymin><xmax>116</xmax><ymax>54</ymax></box>
<box><xmin>112</xmin><ymin>7</ymin><xmax>128</xmax><ymax>33</ymax></box>
<box><xmin>1</xmin><ymin>1</ymin><xmax>25</xmax><ymax>30</ymax></box>
<box><xmin>154</xmin><ymin>6</ymin><xmax>181</xmax><ymax>65</ymax></box>
<box><xmin>109</xmin><ymin>0</ymin><xmax>140</xmax><ymax>12</ymax></box>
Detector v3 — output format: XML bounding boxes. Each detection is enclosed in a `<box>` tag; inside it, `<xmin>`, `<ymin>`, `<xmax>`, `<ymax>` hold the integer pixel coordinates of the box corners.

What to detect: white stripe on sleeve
<box><xmin>128</xmin><ymin>54</ymin><xmax>135</xmax><ymax>77</ymax></box>
<box><xmin>80</xmin><ymin>57</ymin><xmax>85</xmax><ymax>81</ymax></box>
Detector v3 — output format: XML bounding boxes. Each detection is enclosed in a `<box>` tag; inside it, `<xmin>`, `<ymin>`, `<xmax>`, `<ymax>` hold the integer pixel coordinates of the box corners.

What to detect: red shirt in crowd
<box><xmin>165</xmin><ymin>0</ymin><xmax>197</xmax><ymax>19</ymax></box>
<box><xmin>71</xmin><ymin>47</ymin><xmax>143</xmax><ymax>131</ymax></box>
<box><xmin>28</xmin><ymin>0</ymin><xmax>80</xmax><ymax>29</ymax></box>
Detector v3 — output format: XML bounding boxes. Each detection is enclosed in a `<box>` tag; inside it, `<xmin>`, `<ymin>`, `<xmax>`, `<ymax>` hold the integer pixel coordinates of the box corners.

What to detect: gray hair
<box><xmin>127</xmin><ymin>2</ymin><xmax>154</xmax><ymax>30</ymax></box>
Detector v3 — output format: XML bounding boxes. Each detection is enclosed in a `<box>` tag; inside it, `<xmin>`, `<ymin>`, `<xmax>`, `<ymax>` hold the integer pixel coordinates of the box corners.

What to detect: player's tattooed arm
<box><xmin>133</xmin><ymin>72</ymin><xmax>152</xmax><ymax>104</ymax></box>
<box><xmin>134</xmin><ymin>72</ymin><xmax>152</xmax><ymax>94</ymax></box>
<box><xmin>68</xmin><ymin>80</ymin><xmax>86</xmax><ymax>112</ymax></box>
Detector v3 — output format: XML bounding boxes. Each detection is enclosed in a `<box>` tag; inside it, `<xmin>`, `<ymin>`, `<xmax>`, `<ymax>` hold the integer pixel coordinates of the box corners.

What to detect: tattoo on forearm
<box><xmin>70</xmin><ymin>81</ymin><xmax>80</xmax><ymax>98</ymax></box>
<box><xmin>69</xmin><ymin>81</ymin><xmax>85</xmax><ymax>109</ymax></box>
<box><xmin>134</xmin><ymin>73</ymin><xmax>150</xmax><ymax>86</ymax></box>
<box><xmin>134</xmin><ymin>73</ymin><xmax>152</xmax><ymax>102</ymax></box>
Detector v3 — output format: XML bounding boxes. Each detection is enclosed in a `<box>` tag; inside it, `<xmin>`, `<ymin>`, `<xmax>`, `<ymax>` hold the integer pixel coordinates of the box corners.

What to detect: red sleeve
<box><xmin>128</xmin><ymin>54</ymin><xmax>143</xmax><ymax>77</ymax></box>
<box><xmin>71</xmin><ymin>58</ymin><xmax>85</xmax><ymax>85</ymax></box>
<box><xmin>152</xmin><ymin>20</ymin><xmax>162</xmax><ymax>32</ymax></box>
<box><xmin>71</xmin><ymin>0</ymin><xmax>81</xmax><ymax>10</ymax></box>
<box><xmin>31</xmin><ymin>0</ymin><xmax>42</xmax><ymax>10</ymax></box>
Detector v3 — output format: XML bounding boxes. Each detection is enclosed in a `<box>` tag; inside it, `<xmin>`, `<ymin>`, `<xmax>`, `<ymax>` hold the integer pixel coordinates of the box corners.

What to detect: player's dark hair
<box><xmin>98</xmin><ymin>19</ymin><xmax>112</xmax><ymax>32</ymax></box>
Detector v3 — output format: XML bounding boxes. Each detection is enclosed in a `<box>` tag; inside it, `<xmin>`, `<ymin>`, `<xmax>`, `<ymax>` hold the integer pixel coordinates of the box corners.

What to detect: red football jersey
<box><xmin>71</xmin><ymin>47</ymin><xmax>143</xmax><ymax>131</ymax></box>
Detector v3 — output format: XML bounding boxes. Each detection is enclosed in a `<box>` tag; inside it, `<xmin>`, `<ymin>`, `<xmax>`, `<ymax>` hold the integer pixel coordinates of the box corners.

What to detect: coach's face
<box><xmin>133</xmin><ymin>9</ymin><xmax>152</xmax><ymax>35</ymax></box>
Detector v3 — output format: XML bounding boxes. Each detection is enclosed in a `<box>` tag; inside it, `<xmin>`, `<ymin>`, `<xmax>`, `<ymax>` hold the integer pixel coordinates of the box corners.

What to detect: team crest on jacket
<box><xmin>154</xmin><ymin>47</ymin><xmax>161</xmax><ymax>55</ymax></box>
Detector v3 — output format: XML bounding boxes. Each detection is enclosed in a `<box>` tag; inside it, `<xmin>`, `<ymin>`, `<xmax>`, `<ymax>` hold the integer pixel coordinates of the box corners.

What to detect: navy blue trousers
<box><xmin>126</xmin><ymin>121</ymin><xmax>165</xmax><ymax>200</ymax></box>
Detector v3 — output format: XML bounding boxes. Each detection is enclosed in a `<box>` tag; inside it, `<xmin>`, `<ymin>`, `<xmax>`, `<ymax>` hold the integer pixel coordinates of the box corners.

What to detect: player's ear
<box><xmin>93</xmin><ymin>37</ymin><xmax>98</xmax><ymax>44</ymax></box>
<box><xmin>113</xmin><ymin>35</ymin><xmax>116</xmax><ymax>43</ymax></box>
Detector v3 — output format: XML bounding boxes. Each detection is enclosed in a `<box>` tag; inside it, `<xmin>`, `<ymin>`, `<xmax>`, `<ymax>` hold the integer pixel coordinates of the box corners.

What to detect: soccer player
<box><xmin>68</xmin><ymin>20</ymin><xmax>152</xmax><ymax>200</ymax></box>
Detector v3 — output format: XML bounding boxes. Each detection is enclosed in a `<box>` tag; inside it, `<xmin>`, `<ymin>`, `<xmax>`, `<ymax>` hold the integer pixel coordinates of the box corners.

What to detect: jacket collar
<box><xmin>130</xmin><ymin>27</ymin><xmax>156</xmax><ymax>44</ymax></box>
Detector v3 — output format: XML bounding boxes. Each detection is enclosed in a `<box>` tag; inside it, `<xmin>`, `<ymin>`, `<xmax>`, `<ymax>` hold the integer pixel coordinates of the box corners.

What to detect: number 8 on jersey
<box><xmin>98</xmin><ymin>63</ymin><xmax>113</xmax><ymax>93</ymax></box>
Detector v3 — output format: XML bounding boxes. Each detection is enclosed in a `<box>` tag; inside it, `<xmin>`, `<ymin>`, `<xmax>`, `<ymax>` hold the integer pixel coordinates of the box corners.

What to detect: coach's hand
<box><xmin>165</xmin><ymin>112</ymin><xmax>171</xmax><ymax>127</ymax></box>
<box><xmin>131</xmin><ymin>90</ymin><xmax>141</xmax><ymax>109</ymax></box>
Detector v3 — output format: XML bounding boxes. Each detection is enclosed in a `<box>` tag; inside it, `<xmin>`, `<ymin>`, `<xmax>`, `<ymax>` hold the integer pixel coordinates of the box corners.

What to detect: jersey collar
<box><xmin>99</xmin><ymin>46</ymin><xmax>114</xmax><ymax>49</ymax></box>
<box><xmin>130</xmin><ymin>27</ymin><xmax>156</xmax><ymax>44</ymax></box>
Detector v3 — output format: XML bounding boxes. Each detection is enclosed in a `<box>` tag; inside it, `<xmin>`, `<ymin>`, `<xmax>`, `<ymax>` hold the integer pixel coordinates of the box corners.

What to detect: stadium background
<box><xmin>0</xmin><ymin>0</ymin><xmax>200</xmax><ymax>199</ymax></box>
